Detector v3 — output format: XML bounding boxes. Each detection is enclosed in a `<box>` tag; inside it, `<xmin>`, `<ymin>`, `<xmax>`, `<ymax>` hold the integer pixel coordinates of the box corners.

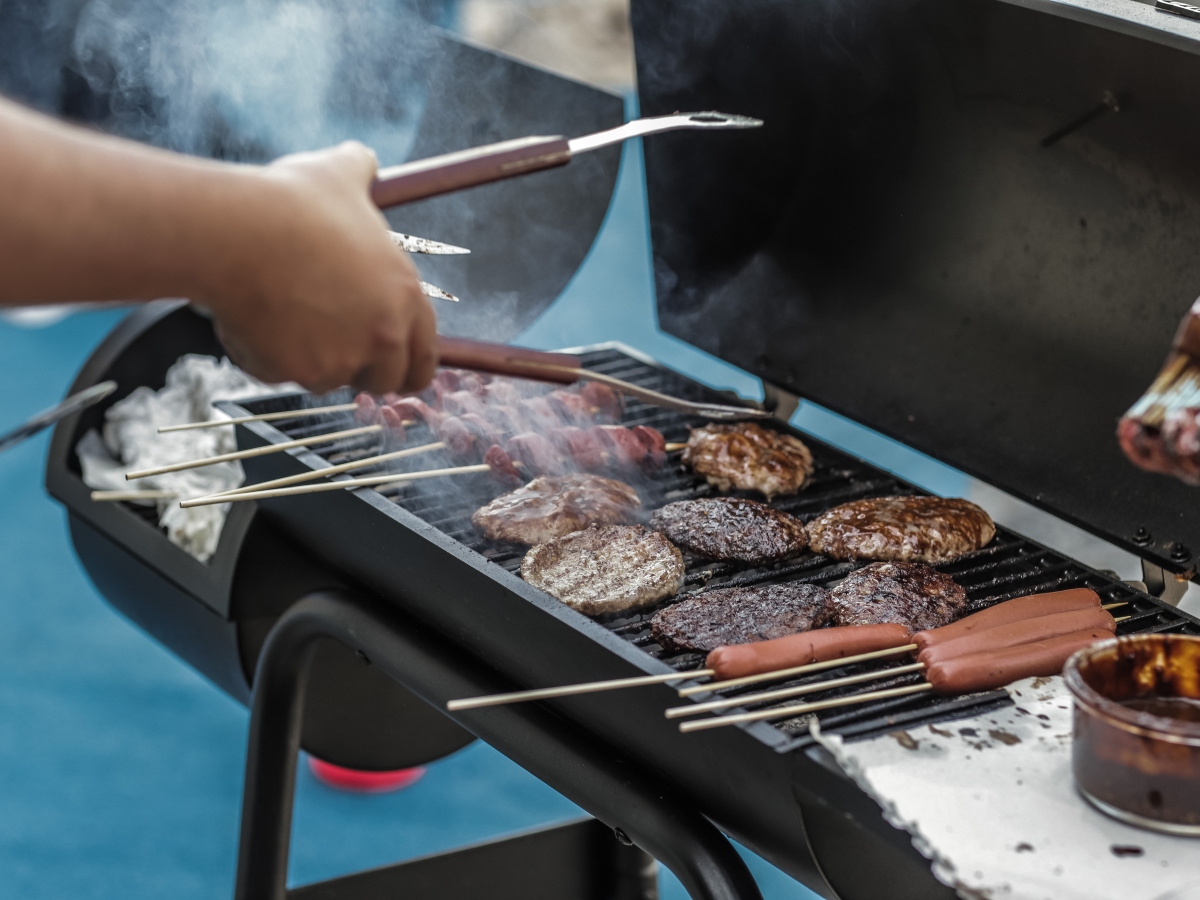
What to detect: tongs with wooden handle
<box><xmin>370</xmin><ymin>112</ymin><xmax>762</xmax><ymax>209</ymax></box>
<box><xmin>437</xmin><ymin>337</ymin><xmax>771</xmax><ymax>421</ymax></box>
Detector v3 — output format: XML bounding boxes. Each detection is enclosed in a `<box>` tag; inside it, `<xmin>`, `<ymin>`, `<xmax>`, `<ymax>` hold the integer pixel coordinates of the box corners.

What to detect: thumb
<box><xmin>325</xmin><ymin>140</ymin><xmax>379</xmax><ymax>187</ymax></box>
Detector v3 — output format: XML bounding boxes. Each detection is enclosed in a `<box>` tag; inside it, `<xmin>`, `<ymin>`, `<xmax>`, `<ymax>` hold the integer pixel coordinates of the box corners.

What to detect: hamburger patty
<box><xmin>650</xmin><ymin>582</ymin><xmax>834</xmax><ymax>653</ymax></box>
<box><xmin>649</xmin><ymin>497</ymin><xmax>807</xmax><ymax>565</ymax></box>
<box><xmin>808</xmin><ymin>496</ymin><xmax>995</xmax><ymax>564</ymax></box>
<box><xmin>471</xmin><ymin>474</ymin><xmax>640</xmax><ymax>545</ymax></box>
<box><xmin>682</xmin><ymin>422</ymin><xmax>814</xmax><ymax>499</ymax></box>
<box><xmin>520</xmin><ymin>524</ymin><xmax>685</xmax><ymax>616</ymax></box>
<box><xmin>829</xmin><ymin>561</ymin><xmax>968</xmax><ymax>632</ymax></box>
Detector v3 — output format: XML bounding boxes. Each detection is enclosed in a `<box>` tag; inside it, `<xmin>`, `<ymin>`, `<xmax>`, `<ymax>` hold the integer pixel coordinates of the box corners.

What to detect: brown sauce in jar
<box><xmin>1119</xmin><ymin>696</ymin><xmax>1200</xmax><ymax>725</ymax></box>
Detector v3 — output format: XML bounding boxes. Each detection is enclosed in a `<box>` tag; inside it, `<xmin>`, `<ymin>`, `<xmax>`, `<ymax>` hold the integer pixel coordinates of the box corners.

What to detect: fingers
<box><xmin>326</xmin><ymin>139</ymin><xmax>379</xmax><ymax>186</ymax></box>
<box><xmin>402</xmin><ymin>293</ymin><xmax>438</xmax><ymax>393</ymax></box>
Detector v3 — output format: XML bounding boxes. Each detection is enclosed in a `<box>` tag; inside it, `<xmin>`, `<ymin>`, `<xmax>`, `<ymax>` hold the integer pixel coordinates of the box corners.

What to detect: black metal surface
<box><xmin>291</xmin><ymin>818</ymin><xmax>654</xmax><ymax>900</ymax></box>
<box><xmin>225</xmin><ymin>345</ymin><xmax>1200</xmax><ymax>899</ymax></box>
<box><xmin>237</xmin><ymin>590</ymin><xmax>759</xmax><ymax>900</ymax></box>
<box><xmin>632</xmin><ymin>0</ymin><xmax>1200</xmax><ymax>576</ymax></box>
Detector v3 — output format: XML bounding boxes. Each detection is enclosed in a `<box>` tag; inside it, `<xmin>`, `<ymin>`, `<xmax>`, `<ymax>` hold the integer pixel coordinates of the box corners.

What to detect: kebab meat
<box><xmin>651</xmin><ymin>582</ymin><xmax>833</xmax><ymax>654</ymax></box>
<box><xmin>520</xmin><ymin>524</ymin><xmax>686</xmax><ymax>615</ymax></box>
<box><xmin>682</xmin><ymin>422</ymin><xmax>814</xmax><ymax>499</ymax></box>
<box><xmin>353</xmin><ymin>371</ymin><xmax>664</xmax><ymax>479</ymax></box>
<box><xmin>828</xmin><ymin>561</ymin><xmax>969</xmax><ymax>631</ymax></box>
<box><xmin>649</xmin><ymin>497</ymin><xmax>807</xmax><ymax>565</ymax></box>
<box><xmin>472</xmin><ymin>474</ymin><xmax>641</xmax><ymax>545</ymax></box>
<box><xmin>808</xmin><ymin>495</ymin><xmax>995</xmax><ymax>564</ymax></box>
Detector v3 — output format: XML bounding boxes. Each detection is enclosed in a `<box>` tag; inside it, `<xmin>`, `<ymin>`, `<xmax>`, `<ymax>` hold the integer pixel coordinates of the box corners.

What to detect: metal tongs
<box><xmin>437</xmin><ymin>337</ymin><xmax>771</xmax><ymax>421</ymax></box>
<box><xmin>370</xmin><ymin>112</ymin><xmax>763</xmax><ymax>209</ymax></box>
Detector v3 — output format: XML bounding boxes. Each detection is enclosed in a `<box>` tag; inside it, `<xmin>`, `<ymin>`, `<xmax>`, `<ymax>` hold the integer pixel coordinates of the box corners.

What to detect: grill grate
<box><xmin>242</xmin><ymin>347</ymin><xmax>1200</xmax><ymax>749</ymax></box>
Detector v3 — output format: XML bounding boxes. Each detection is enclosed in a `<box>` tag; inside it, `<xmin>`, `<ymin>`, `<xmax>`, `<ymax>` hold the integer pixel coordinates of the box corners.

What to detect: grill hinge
<box><xmin>762</xmin><ymin>382</ymin><xmax>800</xmax><ymax>422</ymax></box>
<box><xmin>1137</xmin><ymin>560</ymin><xmax>1190</xmax><ymax>607</ymax></box>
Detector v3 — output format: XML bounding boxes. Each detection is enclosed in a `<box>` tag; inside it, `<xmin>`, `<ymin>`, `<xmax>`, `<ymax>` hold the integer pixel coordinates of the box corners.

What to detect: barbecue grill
<box><xmin>38</xmin><ymin>1</ymin><xmax>1200</xmax><ymax>898</ymax></box>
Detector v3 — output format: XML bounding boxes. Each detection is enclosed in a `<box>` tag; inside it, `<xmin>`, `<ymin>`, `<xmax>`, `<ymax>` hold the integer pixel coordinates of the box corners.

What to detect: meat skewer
<box><xmin>669</xmin><ymin>605</ymin><xmax>1119</xmax><ymax>719</ymax></box>
<box><xmin>206</xmin><ymin>441</ymin><xmax>447</xmax><ymax>498</ymax></box>
<box><xmin>125</xmin><ymin>424</ymin><xmax>383</xmax><ymax>480</ymax></box>
<box><xmin>157</xmin><ymin>402</ymin><xmax>360</xmax><ymax>433</ymax></box>
<box><xmin>179</xmin><ymin>461</ymin><xmax>495</xmax><ymax>507</ymax></box>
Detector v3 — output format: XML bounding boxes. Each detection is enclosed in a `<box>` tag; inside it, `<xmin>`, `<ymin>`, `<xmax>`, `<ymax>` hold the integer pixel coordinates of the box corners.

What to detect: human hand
<box><xmin>201</xmin><ymin>141</ymin><xmax>437</xmax><ymax>395</ymax></box>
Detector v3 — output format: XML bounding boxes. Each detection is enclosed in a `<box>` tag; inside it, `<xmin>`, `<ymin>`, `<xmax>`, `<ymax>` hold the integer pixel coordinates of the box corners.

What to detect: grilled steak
<box><xmin>829</xmin><ymin>562</ymin><xmax>968</xmax><ymax>631</ymax></box>
<box><xmin>520</xmin><ymin>525</ymin><xmax>685</xmax><ymax>615</ymax></box>
<box><xmin>682</xmin><ymin>423</ymin><xmax>814</xmax><ymax>499</ymax></box>
<box><xmin>808</xmin><ymin>496</ymin><xmax>995</xmax><ymax>564</ymax></box>
<box><xmin>650</xmin><ymin>582</ymin><xmax>834</xmax><ymax>653</ymax></box>
<box><xmin>649</xmin><ymin>498</ymin><xmax>807</xmax><ymax>565</ymax></box>
<box><xmin>471</xmin><ymin>474</ymin><xmax>640</xmax><ymax>545</ymax></box>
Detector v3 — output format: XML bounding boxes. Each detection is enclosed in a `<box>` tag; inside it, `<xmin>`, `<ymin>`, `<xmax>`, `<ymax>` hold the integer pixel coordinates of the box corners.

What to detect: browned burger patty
<box><xmin>520</xmin><ymin>524</ymin><xmax>685</xmax><ymax>616</ymax></box>
<box><xmin>808</xmin><ymin>496</ymin><xmax>995</xmax><ymax>564</ymax></box>
<box><xmin>471</xmin><ymin>474</ymin><xmax>641</xmax><ymax>545</ymax></box>
<box><xmin>682</xmin><ymin>422</ymin><xmax>814</xmax><ymax>499</ymax></box>
<box><xmin>649</xmin><ymin>497</ymin><xmax>807</xmax><ymax>565</ymax></box>
<box><xmin>650</xmin><ymin>582</ymin><xmax>833</xmax><ymax>653</ymax></box>
<box><xmin>829</xmin><ymin>561</ymin><xmax>968</xmax><ymax>632</ymax></box>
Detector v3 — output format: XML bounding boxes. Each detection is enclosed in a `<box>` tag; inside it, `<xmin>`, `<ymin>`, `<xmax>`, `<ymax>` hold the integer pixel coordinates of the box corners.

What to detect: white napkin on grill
<box><xmin>77</xmin><ymin>354</ymin><xmax>292</xmax><ymax>562</ymax></box>
<box><xmin>812</xmin><ymin>676</ymin><xmax>1200</xmax><ymax>900</ymax></box>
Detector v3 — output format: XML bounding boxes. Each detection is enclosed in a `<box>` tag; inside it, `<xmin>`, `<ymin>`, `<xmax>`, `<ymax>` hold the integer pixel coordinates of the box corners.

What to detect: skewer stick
<box><xmin>125</xmin><ymin>425</ymin><xmax>382</xmax><ymax>480</ymax></box>
<box><xmin>446</xmin><ymin>669</ymin><xmax>715</xmax><ymax>711</ymax></box>
<box><xmin>157</xmin><ymin>403</ymin><xmax>358</xmax><ymax>433</ymax></box>
<box><xmin>676</xmin><ymin>644</ymin><xmax>919</xmax><ymax>697</ymax></box>
<box><xmin>679</xmin><ymin>683</ymin><xmax>936</xmax><ymax>733</ymax></box>
<box><xmin>665</xmin><ymin>442</ymin><xmax>687</xmax><ymax>452</ymax></box>
<box><xmin>665</xmin><ymin>663</ymin><xmax>926</xmax><ymax>719</ymax></box>
<box><xmin>179</xmin><ymin>463</ymin><xmax>491</xmax><ymax>507</ymax></box>
<box><xmin>1101</xmin><ymin>601</ymin><xmax>1128</xmax><ymax>610</ymax></box>
<box><xmin>91</xmin><ymin>489</ymin><xmax>176</xmax><ymax>502</ymax></box>
<box><xmin>208</xmin><ymin>441</ymin><xmax>446</xmax><ymax>498</ymax></box>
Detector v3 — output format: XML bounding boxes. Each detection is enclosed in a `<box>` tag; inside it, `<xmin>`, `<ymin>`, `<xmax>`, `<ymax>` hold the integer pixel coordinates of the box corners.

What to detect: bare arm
<box><xmin>0</xmin><ymin>97</ymin><xmax>436</xmax><ymax>394</ymax></box>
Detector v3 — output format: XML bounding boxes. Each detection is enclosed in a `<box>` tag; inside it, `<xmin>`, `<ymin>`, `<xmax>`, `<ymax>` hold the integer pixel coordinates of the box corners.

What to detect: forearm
<box><xmin>0</xmin><ymin>97</ymin><xmax>271</xmax><ymax>308</ymax></box>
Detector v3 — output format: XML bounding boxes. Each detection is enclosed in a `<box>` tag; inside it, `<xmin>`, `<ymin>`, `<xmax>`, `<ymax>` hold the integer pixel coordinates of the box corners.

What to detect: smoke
<box><xmin>66</xmin><ymin>0</ymin><xmax>436</xmax><ymax>164</ymax></box>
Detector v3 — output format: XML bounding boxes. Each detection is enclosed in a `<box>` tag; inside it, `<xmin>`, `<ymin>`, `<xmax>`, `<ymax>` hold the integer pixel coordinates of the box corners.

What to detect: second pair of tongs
<box><xmin>437</xmin><ymin>337</ymin><xmax>771</xmax><ymax>421</ymax></box>
<box><xmin>370</xmin><ymin>112</ymin><xmax>762</xmax><ymax>209</ymax></box>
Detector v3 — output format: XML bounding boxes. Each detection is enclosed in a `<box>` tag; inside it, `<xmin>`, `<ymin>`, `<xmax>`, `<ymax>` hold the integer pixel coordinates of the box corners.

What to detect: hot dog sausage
<box><xmin>918</xmin><ymin>606</ymin><xmax>1115</xmax><ymax>668</ymax></box>
<box><xmin>925</xmin><ymin>627</ymin><xmax>1112</xmax><ymax>694</ymax></box>
<box><xmin>914</xmin><ymin>588</ymin><xmax>1100</xmax><ymax>652</ymax></box>
<box><xmin>706</xmin><ymin>623</ymin><xmax>912</xmax><ymax>681</ymax></box>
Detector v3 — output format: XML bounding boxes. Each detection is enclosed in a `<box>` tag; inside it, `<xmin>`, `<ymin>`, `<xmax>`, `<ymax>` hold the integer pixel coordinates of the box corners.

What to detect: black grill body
<box><xmin>46</xmin><ymin>304</ymin><xmax>1200</xmax><ymax>898</ymax></box>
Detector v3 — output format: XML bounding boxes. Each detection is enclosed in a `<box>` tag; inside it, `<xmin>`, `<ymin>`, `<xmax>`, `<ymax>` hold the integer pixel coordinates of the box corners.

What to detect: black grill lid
<box><xmin>631</xmin><ymin>0</ymin><xmax>1200</xmax><ymax>574</ymax></box>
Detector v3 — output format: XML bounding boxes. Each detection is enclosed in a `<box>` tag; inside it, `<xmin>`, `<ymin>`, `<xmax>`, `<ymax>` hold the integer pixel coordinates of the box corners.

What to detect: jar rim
<box><xmin>1064</xmin><ymin>634</ymin><xmax>1200</xmax><ymax>746</ymax></box>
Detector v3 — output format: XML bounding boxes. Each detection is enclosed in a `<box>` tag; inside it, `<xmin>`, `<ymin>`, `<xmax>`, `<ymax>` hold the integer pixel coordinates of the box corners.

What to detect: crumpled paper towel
<box><xmin>77</xmin><ymin>354</ymin><xmax>293</xmax><ymax>562</ymax></box>
<box><xmin>811</xmin><ymin>676</ymin><xmax>1200</xmax><ymax>900</ymax></box>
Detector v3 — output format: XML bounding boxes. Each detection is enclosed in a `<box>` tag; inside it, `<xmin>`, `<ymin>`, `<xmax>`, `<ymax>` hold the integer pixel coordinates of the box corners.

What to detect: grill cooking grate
<box><xmin>243</xmin><ymin>347</ymin><xmax>1200</xmax><ymax>748</ymax></box>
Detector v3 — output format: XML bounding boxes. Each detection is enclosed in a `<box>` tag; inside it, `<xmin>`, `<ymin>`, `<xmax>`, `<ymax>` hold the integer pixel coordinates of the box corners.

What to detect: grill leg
<box><xmin>233</xmin><ymin>589</ymin><xmax>762</xmax><ymax>900</ymax></box>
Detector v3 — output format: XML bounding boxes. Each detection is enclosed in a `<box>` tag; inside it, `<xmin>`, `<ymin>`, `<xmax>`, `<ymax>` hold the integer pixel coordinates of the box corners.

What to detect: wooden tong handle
<box><xmin>371</xmin><ymin>136</ymin><xmax>572</xmax><ymax>209</ymax></box>
<box><xmin>436</xmin><ymin>336</ymin><xmax>581</xmax><ymax>384</ymax></box>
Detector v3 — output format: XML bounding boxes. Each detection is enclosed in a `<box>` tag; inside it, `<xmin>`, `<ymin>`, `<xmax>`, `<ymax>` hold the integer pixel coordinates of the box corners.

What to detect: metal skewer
<box><xmin>179</xmin><ymin>462</ymin><xmax>492</xmax><ymax>507</ymax></box>
<box><xmin>125</xmin><ymin>424</ymin><xmax>382</xmax><ymax>480</ymax></box>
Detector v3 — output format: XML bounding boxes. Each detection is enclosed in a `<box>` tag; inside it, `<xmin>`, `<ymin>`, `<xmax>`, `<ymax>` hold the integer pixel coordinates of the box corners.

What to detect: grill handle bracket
<box><xmin>235</xmin><ymin>589</ymin><xmax>763</xmax><ymax>900</ymax></box>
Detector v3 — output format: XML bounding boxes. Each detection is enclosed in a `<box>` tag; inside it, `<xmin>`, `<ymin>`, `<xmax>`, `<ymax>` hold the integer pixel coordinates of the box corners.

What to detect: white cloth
<box><xmin>812</xmin><ymin>676</ymin><xmax>1200</xmax><ymax>900</ymax></box>
<box><xmin>77</xmin><ymin>354</ymin><xmax>292</xmax><ymax>562</ymax></box>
